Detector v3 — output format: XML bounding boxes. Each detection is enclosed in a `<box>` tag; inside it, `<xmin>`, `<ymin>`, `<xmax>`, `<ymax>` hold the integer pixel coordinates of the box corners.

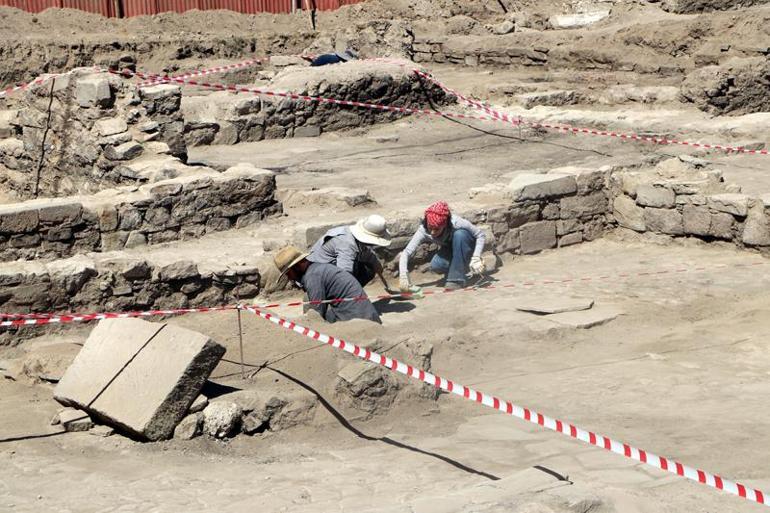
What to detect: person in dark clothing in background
<box><xmin>274</xmin><ymin>246</ymin><xmax>381</xmax><ymax>324</ymax></box>
<box><xmin>302</xmin><ymin>48</ymin><xmax>359</xmax><ymax>67</ymax></box>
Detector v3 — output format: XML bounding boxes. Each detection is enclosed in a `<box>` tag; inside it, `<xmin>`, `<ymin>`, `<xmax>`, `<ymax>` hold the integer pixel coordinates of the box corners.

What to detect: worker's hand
<box><xmin>399</xmin><ymin>276</ymin><xmax>411</xmax><ymax>293</ymax></box>
<box><xmin>470</xmin><ymin>256</ymin><xmax>486</xmax><ymax>275</ymax></box>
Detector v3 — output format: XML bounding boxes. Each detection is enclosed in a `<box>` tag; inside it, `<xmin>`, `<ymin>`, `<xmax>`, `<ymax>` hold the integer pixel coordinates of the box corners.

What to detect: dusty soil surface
<box><xmin>3</xmin><ymin>237</ymin><xmax>770</xmax><ymax>512</ymax></box>
<box><xmin>2</xmin><ymin>0</ymin><xmax>770</xmax><ymax>511</ymax></box>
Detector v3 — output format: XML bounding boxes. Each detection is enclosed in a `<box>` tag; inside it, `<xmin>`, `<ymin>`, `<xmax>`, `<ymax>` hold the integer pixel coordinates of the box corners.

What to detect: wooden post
<box><xmin>237</xmin><ymin>308</ymin><xmax>245</xmax><ymax>379</ymax></box>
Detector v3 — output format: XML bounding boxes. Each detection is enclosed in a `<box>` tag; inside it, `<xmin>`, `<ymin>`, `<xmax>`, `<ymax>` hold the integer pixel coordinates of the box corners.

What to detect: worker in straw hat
<box><xmin>399</xmin><ymin>200</ymin><xmax>486</xmax><ymax>292</ymax></box>
<box><xmin>274</xmin><ymin>246</ymin><xmax>381</xmax><ymax>324</ymax></box>
<box><xmin>307</xmin><ymin>214</ymin><xmax>393</xmax><ymax>290</ymax></box>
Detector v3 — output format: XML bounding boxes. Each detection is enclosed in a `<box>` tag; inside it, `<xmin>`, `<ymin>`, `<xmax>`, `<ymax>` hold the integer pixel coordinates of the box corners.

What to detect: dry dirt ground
<box><xmin>3</xmin><ymin>236</ymin><xmax>770</xmax><ymax>512</ymax></box>
<box><xmin>2</xmin><ymin>0</ymin><xmax>770</xmax><ymax>511</ymax></box>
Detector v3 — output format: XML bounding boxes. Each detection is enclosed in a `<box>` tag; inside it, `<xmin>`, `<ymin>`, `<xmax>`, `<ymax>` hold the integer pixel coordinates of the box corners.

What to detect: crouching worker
<box><xmin>275</xmin><ymin>246</ymin><xmax>382</xmax><ymax>324</ymax></box>
<box><xmin>308</xmin><ymin>215</ymin><xmax>392</xmax><ymax>289</ymax></box>
<box><xmin>399</xmin><ymin>201</ymin><xmax>486</xmax><ymax>292</ymax></box>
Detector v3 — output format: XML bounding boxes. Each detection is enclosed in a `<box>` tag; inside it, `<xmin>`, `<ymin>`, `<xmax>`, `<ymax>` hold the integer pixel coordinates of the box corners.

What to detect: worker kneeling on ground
<box><xmin>399</xmin><ymin>201</ymin><xmax>486</xmax><ymax>292</ymax></box>
<box><xmin>307</xmin><ymin>214</ymin><xmax>392</xmax><ymax>289</ymax></box>
<box><xmin>274</xmin><ymin>246</ymin><xmax>382</xmax><ymax>324</ymax></box>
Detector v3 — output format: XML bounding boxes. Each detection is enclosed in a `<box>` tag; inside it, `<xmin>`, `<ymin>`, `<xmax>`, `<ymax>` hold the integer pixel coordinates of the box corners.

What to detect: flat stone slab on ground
<box><xmin>54</xmin><ymin>318</ymin><xmax>225</xmax><ymax>441</ymax></box>
<box><xmin>547</xmin><ymin>305</ymin><xmax>622</xmax><ymax>329</ymax></box>
<box><xmin>514</xmin><ymin>296</ymin><xmax>594</xmax><ymax>314</ymax></box>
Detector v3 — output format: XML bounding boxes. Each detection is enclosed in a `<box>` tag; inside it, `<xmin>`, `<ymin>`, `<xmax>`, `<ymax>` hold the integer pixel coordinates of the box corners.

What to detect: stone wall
<box><xmin>609</xmin><ymin>157</ymin><xmax>770</xmax><ymax>248</ymax></box>
<box><xmin>0</xmin><ymin>69</ymin><xmax>187</xmax><ymax>199</ymax></box>
<box><xmin>182</xmin><ymin>60</ymin><xmax>452</xmax><ymax>146</ymax></box>
<box><xmin>412</xmin><ymin>36</ymin><xmax>550</xmax><ymax>68</ymax></box>
<box><xmin>0</xmin><ymin>164</ymin><xmax>279</xmax><ymax>262</ymax></box>
<box><xmin>300</xmin><ymin>166</ymin><xmax>612</xmax><ymax>273</ymax></box>
<box><xmin>0</xmin><ymin>255</ymin><xmax>260</xmax><ymax>343</ymax></box>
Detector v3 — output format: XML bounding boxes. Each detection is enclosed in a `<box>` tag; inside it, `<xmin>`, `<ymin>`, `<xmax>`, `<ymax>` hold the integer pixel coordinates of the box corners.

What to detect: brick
<box><xmin>54</xmin><ymin>318</ymin><xmax>225</xmax><ymax>441</ymax></box>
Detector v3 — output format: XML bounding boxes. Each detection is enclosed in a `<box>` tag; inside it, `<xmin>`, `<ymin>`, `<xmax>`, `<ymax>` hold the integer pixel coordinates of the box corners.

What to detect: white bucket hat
<box><xmin>349</xmin><ymin>214</ymin><xmax>392</xmax><ymax>247</ymax></box>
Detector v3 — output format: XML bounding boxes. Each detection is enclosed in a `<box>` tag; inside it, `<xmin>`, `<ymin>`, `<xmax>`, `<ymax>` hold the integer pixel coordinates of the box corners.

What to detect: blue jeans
<box><xmin>430</xmin><ymin>229</ymin><xmax>474</xmax><ymax>285</ymax></box>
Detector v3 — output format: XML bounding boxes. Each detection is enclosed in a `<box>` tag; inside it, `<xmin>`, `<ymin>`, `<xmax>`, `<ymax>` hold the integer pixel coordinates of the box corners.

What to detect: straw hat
<box><xmin>274</xmin><ymin>246</ymin><xmax>309</xmax><ymax>277</ymax></box>
<box><xmin>349</xmin><ymin>215</ymin><xmax>392</xmax><ymax>247</ymax></box>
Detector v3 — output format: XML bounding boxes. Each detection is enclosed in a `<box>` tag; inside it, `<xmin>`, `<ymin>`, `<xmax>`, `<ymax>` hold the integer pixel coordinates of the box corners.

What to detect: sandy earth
<box><xmin>3</xmin><ymin>237</ymin><xmax>770</xmax><ymax>512</ymax></box>
<box><xmin>2</xmin><ymin>1</ymin><xmax>770</xmax><ymax>511</ymax></box>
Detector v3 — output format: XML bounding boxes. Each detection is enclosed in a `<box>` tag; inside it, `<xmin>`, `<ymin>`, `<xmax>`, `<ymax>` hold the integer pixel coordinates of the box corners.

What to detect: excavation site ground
<box><xmin>1</xmin><ymin>1</ymin><xmax>770</xmax><ymax>512</ymax></box>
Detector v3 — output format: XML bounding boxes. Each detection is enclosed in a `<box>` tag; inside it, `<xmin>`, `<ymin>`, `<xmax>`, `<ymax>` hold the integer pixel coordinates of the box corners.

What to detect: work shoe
<box><xmin>444</xmin><ymin>281</ymin><xmax>465</xmax><ymax>290</ymax></box>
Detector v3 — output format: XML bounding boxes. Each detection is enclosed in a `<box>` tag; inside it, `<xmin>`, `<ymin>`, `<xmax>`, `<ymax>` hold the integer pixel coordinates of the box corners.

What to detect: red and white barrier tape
<box><xmin>2</xmin><ymin>259</ymin><xmax>765</xmax><ymax>328</ymax></box>
<box><xmin>246</xmin><ymin>305</ymin><xmax>769</xmax><ymax>507</ymax></box>
<box><xmin>110</xmin><ymin>68</ymin><xmax>504</xmax><ymax>125</ymax></box>
<box><xmin>138</xmin><ymin>57</ymin><xmax>273</xmax><ymax>87</ymax></box>
<box><xmin>0</xmin><ymin>305</ymin><xmax>236</xmax><ymax>328</ymax></box>
<box><xmin>413</xmin><ymin>68</ymin><xmax>769</xmax><ymax>156</ymax></box>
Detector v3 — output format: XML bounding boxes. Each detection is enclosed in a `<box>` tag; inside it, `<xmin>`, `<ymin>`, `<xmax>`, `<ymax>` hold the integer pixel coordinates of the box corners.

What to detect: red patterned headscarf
<box><xmin>425</xmin><ymin>201</ymin><xmax>450</xmax><ymax>230</ymax></box>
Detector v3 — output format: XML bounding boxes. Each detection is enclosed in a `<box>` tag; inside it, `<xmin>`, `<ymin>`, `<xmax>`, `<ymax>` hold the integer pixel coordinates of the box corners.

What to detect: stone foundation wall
<box><xmin>0</xmin><ymin>255</ymin><xmax>260</xmax><ymax>343</ymax></box>
<box><xmin>0</xmin><ymin>165</ymin><xmax>279</xmax><ymax>262</ymax></box>
<box><xmin>0</xmin><ymin>70</ymin><xmax>187</xmax><ymax>199</ymax></box>
<box><xmin>609</xmin><ymin>157</ymin><xmax>770</xmax><ymax>248</ymax></box>
<box><xmin>301</xmin><ymin>166</ymin><xmax>612</xmax><ymax>272</ymax></box>
<box><xmin>182</xmin><ymin>61</ymin><xmax>452</xmax><ymax>146</ymax></box>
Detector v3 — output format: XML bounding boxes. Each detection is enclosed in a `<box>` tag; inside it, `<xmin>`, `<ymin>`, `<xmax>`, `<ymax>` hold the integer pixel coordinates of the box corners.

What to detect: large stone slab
<box><xmin>508</xmin><ymin>173</ymin><xmax>577</xmax><ymax>201</ymax></box>
<box><xmin>54</xmin><ymin>318</ymin><xmax>225</xmax><ymax>441</ymax></box>
<box><xmin>514</xmin><ymin>296</ymin><xmax>594</xmax><ymax>314</ymax></box>
<box><xmin>519</xmin><ymin>220</ymin><xmax>556</xmax><ymax>254</ymax></box>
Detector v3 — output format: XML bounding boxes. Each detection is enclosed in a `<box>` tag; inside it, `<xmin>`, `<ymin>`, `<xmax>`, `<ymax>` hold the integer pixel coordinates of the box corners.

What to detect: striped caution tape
<box><xmin>246</xmin><ymin>305</ymin><xmax>769</xmax><ymax>507</ymax></box>
<box><xmin>2</xmin><ymin>259</ymin><xmax>765</xmax><ymax>327</ymax></box>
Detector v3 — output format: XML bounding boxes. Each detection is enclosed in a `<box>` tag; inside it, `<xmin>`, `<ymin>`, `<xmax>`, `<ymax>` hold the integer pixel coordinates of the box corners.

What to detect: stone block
<box><xmin>76</xmin><ymin>77</ymin><xmax>114</xmax><ymax>108</ymax></box>
<box><xmin>59</xmin><ymin>408</ymin><xmax>94</xmax><ymax>432</ymax></box>
<box><xmin>549</xmin><ymin>166</ymin><xmax>608</xmax><ymax>194</ymax></box>
<box><xmin>682</xmin><ymin>205</ymin><xmax>711</xmax><ymax>236</ymax></box>
<box><xmin>558</xmin><ymin>231</ymin><xmax>583</xmax><ymax>247</ymax></box>
<box><xmin>612</xmin><ymin>196</ymin><xmax>645</xmax><ymax>232</ymax></box>
<box><xmin>203</xmin><ymin>402</ymin><xmax>242</xmax><ymax>439</ymax></box>
<box><xmin>743</xmin><ymin>206</ymin><xmax>770</xmax><ymax>246</ymax></box>
<box><xmin>173</xmin><ymin>413</ymin><xmax>202</xmax><ymax>440</ymax></box>
<box><xmin>515</xmin><ymin>296</ymin><xmax>593</xmax><ymax>314</ymax></box>
<box><xmin>636</xmin><ymin>185</ymin><xmax>675</xmax><ymax>208</ymax></box>
<box><xmin>94</xmin><ymin>118</ymin><xmax>128</xmax><ymax>137</ymax></box>
<box><xmin>104</xmin><ymin>141</ymin><xmax>143</xmax><ymax>161</ymax></box>
<box><xmin>519</xmin><ymin>221</ymin><xmax>556</xmax><ymax>254</ymax></box>
<box><xmin>643</xmin><ymin>208</ymin><xmax>683</xmax><ymax>235</ymax></box>
<box><xmin>38</xmin><ymin>201</ymin><xmax>82</xmax><ymax>224</ymax></box>
<box><xmin>549</xmin><ymin>10</ymin><xmax>610</xmax><ymax>29</ymax></box>
<box><xmin>548</xmin><ymin>305</ymin><xmax>621</xmax><ymax>329</ymax></box>
<box><xmin>0</xmin><ymin>205</ymin><xmax>39</xmax><ymax>233</ymax></box>
<box><xmin>560</xmin><ymin>192</ymin><xmax>607</xmax><ymax>219</ymax></box>
<box><xmin>125</xmin><ymin>231</ymin><xmax>147</xmax><ymax>248</ymax></box>
<box><xmin>293</xmin><ymin>126</ymin><xmax>321</xmax><ymax>138</ymax></box>
<box><xmin>495</xmin><ymin>229</ymin><xmax>520</xmax><ymax>254</ymax></box>
<box><xmin>509</xmin><ymin>204</ymin><xmax>540</xmax><ymax>228</ymax></box>
<box><xmin>508</xmin><ymin>173</ymin><xmax>577</xmax><ymax>201</ymax></box>
<box><xmin>556</xmin><ymin>218</ymin><xmax>582</xmax><ymax>235</ymax></box>
<box><xmin>709</xmin><ymin>212</ymin><xmax>734</xmax><ymax>240</ymax></box>
<box><xmin>159</xmin><ymin>261</ymin><xmax>199</xmax><ymax>281</ymax></box>
<box><xmin>54</xmin><ymin>318</ymin><xmax>225</xmax><ymax>441</ymax></box>
<box><xmin>708</xmin><ymin>194</ymin><xmax>749</xmax><ymax>217</ymax></box>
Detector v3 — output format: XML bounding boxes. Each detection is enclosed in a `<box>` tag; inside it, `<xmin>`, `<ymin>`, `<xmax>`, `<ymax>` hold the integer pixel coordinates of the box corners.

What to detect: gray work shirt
<box><xmin>307</xmin><ymin>226</ymin><xmax>379</xmax><ymax>273</ymax></box>
<box><xmin>301</xmin><ymin>262</ymin><xmax>381</xmax><ymax>324</ymax></box>
<box><xmin>399</xmin><ymin>214</ymin><xmax>485</xmax><ymax>277</ymax></box>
